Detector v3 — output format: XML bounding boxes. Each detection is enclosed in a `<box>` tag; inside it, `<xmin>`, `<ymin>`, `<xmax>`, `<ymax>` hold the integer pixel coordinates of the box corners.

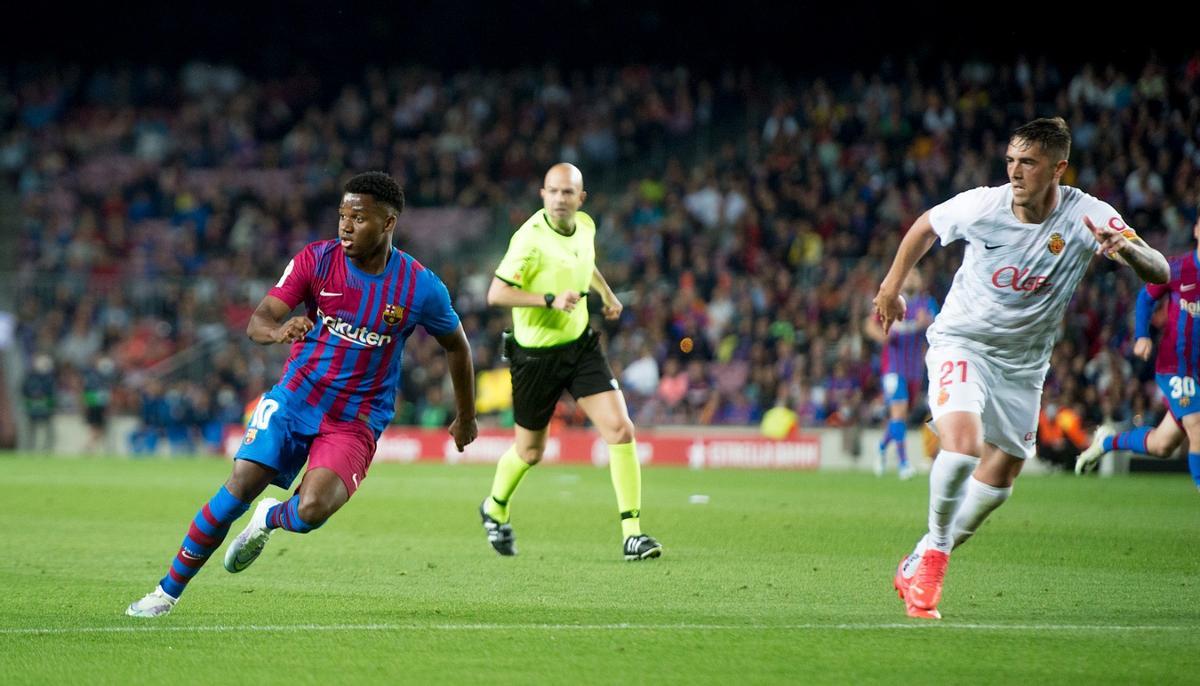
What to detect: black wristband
<box><xmin>544</xmin><ymin>293</ymin><xmax>555</xmax><ymax>308</ymax></box>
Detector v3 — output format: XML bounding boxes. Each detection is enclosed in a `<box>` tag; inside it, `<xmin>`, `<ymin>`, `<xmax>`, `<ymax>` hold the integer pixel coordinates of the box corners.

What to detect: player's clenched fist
<box><xmin>272</xmin><ymin>316</ymin><xmax>313</xmax><ymax>343</ymax></box>
<box><xmin>448</xmin><ymin>415</ymin><xmax>478</xmax><ymax>452</ymax></box>
<box><xmin>601</xmin><ymin>297</ymin><xmax>623</xmax><ymax>320</ymax></box>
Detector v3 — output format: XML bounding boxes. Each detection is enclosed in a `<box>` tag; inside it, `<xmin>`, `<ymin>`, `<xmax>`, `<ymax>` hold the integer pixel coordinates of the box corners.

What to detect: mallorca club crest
<box><xmin>383</xmin><ymin>303</ymin><xmax>404</xmax><ymax>326</ymax></box>
<box><xmin>1048</xmin><ymin>232</ymin><xmax>1065</xmax><ymax>256</ymax></box>
<box><xmin>937</xmin><ymin>388</ymin><xmax>950</xmax><ymax>407</ymax></box>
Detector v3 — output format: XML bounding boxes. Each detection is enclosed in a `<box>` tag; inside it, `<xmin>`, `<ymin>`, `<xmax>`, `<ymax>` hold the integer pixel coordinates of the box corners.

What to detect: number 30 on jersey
<box><xmin>1168</xmin><ymin>376</ymin><xmax>1196</xmax><ymax>401</ymax></box>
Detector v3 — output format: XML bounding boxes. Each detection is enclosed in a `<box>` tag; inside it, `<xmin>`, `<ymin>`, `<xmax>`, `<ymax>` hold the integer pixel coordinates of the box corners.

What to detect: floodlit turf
<box><xmin>1</xmin><ymin>454</ymin><xmax>1197</xmax><ymax>685</ymax></box>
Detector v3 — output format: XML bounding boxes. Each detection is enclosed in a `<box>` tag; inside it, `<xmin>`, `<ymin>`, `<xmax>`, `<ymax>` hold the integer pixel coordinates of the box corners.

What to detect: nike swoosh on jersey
<box><xmin>984</xmin><ymin>243</ymin><xmax>1005</xmax><ymax>250</ymax></box>
<box><xmin>320</xmin><ymin>290</ymin><xmax>343</xmax><ymax>296</ymax></box>
<box><xmin>1182</xmin><ymin>284</ymin><xmax>1196</xmax><ymax>292</ymax></box>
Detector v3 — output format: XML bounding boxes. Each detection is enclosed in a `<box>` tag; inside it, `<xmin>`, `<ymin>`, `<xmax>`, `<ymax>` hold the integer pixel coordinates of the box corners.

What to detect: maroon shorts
<box><xmin>306</xmin><ymin>416</ymin><xmax>378</xmax><ymax>497</ymax></box>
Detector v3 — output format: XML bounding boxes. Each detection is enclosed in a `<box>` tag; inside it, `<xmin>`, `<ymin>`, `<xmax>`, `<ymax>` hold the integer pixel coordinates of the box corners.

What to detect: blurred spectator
<box><xmin>81</xmin><ymin>355</ymin><xmax>117</xmax><ymax>453</ymax></box>
<box><xmin>1037</xmin><ymin>396</ymin><xmax>1090</xmax><ymax>470</ymax></box>
<box><xmin>21</xmin><ymin>353</ymin><xmax>57</xmax><ymax>452</ymax></box>
<box><xmin>130</xmin><ymin>379</ymin><xmax>169</xmax><ymax>455</ymax></box>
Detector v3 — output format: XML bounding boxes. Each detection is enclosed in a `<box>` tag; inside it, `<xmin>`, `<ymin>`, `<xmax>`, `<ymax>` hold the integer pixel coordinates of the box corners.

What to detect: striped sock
<box><xmin>266</xmin><ymin>494</ymin><xmax>322</xmax><ymax>533</ymax></box>
<box><xmin>1105</xmin><ymin>426</ymin><xmax>1151</xmax><ymax>454</ymax></box>
<box><xmin>159</xmin><ymin>486</ymin><xmax>250</xmax><ymax>599</ymax></box>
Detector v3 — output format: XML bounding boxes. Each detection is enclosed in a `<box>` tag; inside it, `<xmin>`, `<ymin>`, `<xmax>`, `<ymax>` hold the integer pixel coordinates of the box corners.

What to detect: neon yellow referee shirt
<box><xmin>495</xmin><ymin>210</ymin><xmax>596</xmax><ymax>348</ymax></box>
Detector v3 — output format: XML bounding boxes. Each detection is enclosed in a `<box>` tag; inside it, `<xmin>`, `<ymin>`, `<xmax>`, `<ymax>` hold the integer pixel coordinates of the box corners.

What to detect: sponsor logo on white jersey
<box><xmin>991</xmin><ymin>266</ymin><xmax>1053</xmax><ymax>297</ymax></box>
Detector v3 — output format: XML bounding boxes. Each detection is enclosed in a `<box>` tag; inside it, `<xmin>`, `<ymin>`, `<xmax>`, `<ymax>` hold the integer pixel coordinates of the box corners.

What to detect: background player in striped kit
<box><xmin>127</xmin><ymin>172</ymin><xmax>478</xmax><ymax>617</ymax></box>
<box><xmin>1076</xmin><ymin>210</ymin><xmax>1200</xmax><ymax>490</ymax></box>
<box><xmin>874</xmin><ymin>117</ymin><xmax>1169</xmax><ymax>620</ymax></box>
<box><xmin>865</xmin><ymin>268</ymin><xmax>938</xmax><ymax>479</ymax></box>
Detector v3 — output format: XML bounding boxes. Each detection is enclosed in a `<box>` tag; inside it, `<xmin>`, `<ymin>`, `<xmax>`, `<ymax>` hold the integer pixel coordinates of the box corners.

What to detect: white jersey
<box><xmin>926</xmin><ymin>183</ymin><xmax>1126</xmax><ymax>375</ymax></box>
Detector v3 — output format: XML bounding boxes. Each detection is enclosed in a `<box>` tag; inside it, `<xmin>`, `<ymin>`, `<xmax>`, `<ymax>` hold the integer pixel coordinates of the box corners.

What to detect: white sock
<box><xmin>926</xmin><ymin>450</ymin><xmax>979</xmax><ymax>553</ymax></box>
<box><xmin>951</xmin><ymin>477</ymin><xmax>1012</xmax><ymax>548</ymax></box>
<box><xmin>899</xmin><ymin>534</ymin><xmax>930</xmax><ymax>579</ymax></box>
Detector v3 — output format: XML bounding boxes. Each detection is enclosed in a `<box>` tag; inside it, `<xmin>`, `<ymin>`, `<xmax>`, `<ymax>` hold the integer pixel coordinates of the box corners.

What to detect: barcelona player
<box><xmin>1076</xmin><ymin>210</ymin><xmax>1200</xmax><ymax>490</ymax></box>
<box><xmin>127</xmin><ymin>172</ymin><xmax>478</xmax><ymax>617</ymax></box>
<box><xmin>865</xmin><ymin>269</ymin><xmax>938</xmax><ymax>479</ymax></box>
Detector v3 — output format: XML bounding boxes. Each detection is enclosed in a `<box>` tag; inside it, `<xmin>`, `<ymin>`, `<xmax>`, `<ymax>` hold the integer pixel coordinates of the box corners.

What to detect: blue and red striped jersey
<box><xmin>1142</xmin><ymin>251</ymin><xmax>1200</xmax><ymax>378</ymax></box>
<box><xmin>267</xmin><ymin>240</ymin><xmax>460</xmax><ymax>434</ymax></box>
<box><xmin>882</xmin><ymin>293</ymin><xmax>938</xmax><ymax>381</ymax></box>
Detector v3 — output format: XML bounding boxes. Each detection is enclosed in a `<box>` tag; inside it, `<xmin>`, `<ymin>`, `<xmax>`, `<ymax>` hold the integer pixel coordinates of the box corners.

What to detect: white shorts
<box><xmin>925</xmin><ymin>344</ymin><xmax>1044</xmax><ymax>460</ymax></box>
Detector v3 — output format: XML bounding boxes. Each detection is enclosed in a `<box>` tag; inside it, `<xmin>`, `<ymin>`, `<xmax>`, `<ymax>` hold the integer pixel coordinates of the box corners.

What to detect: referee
<box><xmin>479</xmin><ymin>162</ymin><xmax>662</xmax><ymax>561</ymax></box>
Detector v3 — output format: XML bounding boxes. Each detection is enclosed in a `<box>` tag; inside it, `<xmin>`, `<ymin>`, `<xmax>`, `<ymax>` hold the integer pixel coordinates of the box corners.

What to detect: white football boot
<box><xmin>223</xmin><ymin>497</ymin><xmax>280</xmax><ymax>573</ymax></box>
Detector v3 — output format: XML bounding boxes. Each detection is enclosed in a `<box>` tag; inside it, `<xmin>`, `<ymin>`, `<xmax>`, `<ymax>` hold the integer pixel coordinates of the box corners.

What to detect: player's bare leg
<box><xmin>225</xmin><ymin>467</ymin><xmax>346</xmax><ymax>573</ymax></box>
<box><xmin>1077</xmin><ymin>414</ymin><xmax>1183</xmax><ymax>475</ymax></box>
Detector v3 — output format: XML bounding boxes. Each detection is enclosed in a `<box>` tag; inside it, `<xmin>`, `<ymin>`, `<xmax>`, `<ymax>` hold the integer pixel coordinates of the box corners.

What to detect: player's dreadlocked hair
<box><xmin>1011</xmin><ymin>117</ymin><xmax>1071</xmax><ymax>162</ymax></box>
<box><xmin>345</xmin><ymin>172</ymin><xmax>405</xmax><ymax>215</ymax></box>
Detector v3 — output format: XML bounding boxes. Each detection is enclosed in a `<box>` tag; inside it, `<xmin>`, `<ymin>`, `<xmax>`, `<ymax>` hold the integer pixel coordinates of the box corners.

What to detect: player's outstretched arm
<box><xmin>873</xmin><ymin>211</ymin><xmax>939</xmax><ymax>334</ymax></box>
<box><xmin>1086</xmin><ymin>216</ymin><xmax>1169</xmax><ymax>284</ymax></box>
<box><xmin>247</xmin><ymin>295</ymin><xmax>312</xmax><ymax>345</ymax></box>
<box><xmin>435</xmin><ymin>324</ymin><xmax>478</xmax><ymax>452</ymax></box>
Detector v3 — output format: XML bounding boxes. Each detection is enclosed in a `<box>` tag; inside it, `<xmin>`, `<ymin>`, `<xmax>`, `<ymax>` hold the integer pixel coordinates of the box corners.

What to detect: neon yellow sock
<box><xmin>608</xmin><ymin>441</ymin><xmax>642</xmax><ymax>538</ymax></box>
<box><xmin>485</xmin><ymin>445</ymin><xmax>531</xmax><ymax>523</ymax></box>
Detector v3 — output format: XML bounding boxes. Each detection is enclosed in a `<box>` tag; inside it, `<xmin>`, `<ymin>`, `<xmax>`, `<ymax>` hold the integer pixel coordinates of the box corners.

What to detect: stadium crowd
<box><xmin>4</xmin><ymin>54</ymin><xmax>1200</xmax><ymax>460</ymax></box>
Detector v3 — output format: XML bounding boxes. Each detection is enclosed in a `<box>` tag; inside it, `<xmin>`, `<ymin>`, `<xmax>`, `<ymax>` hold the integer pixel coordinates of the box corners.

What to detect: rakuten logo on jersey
<box><xmin>991</xmin><ymin>266</ymin><xmax>1053</xmax><ymax>297</ymax></box>
<box><xmin>1181</xmin><ymin>299</ymin><xmax>1200</xmax><ymax>317</ymax></box>
<box><xmin>317</xmin><ymin>308</ymin><xmax>394</xmax><ymax>347</ymax></box>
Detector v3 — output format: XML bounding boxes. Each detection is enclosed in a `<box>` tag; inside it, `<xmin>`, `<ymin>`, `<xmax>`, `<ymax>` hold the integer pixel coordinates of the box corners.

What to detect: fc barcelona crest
<box><xmin>244</xmin><ymin>428</ymin><xmax>257</xmax><ymax>445</ymax></box>
<box><xmin>383</xmin><ymin>303</ymin><xmax>404</xmax><ymax>326</ymax></box>
<box><xmin>1048</xmin><ymin>232</ymin><xmax>1064</xmax><ymax>255</ymax></box>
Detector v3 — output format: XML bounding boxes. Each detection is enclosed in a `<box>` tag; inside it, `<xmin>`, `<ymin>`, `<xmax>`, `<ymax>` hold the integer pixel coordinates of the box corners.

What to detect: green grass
<box><xmin>1</xmin><ymin>455</ymin><xmax>1198</xmax><ymax>685</ymax></box>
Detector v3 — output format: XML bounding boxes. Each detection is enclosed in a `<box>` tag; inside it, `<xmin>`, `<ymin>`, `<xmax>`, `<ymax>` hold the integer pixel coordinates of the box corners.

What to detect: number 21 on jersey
<box><xmin>938</xmin><ymin>360</ymin><xmax>968</xmax><ymax>386</ymax></box>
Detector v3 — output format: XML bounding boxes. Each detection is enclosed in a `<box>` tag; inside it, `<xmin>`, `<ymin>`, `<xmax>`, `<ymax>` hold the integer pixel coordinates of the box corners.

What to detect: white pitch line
<box><xmin>0</xmin><ymin>622</ymin><xmax>1191</xmax><ymax>636</ymax></box>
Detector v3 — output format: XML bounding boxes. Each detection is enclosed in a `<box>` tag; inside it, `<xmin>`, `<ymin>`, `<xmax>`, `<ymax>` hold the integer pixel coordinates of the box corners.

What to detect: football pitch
<box><xmin>2</xmin><ymin>455</ymin><xmax>1197</xmax><ymax>685</ymax></box>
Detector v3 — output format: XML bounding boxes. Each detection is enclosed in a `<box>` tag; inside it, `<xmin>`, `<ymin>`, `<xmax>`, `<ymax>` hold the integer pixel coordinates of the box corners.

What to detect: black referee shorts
<box><xmin>509</xmin><ymin>328</ymin><xmax>618</xmax><ymax>431</ymax></box>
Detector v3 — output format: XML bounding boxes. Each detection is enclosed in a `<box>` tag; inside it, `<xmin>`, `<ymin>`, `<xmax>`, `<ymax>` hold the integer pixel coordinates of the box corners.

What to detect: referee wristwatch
<box><xmin>544</xmin><ymin>293</ymin><xmax>555</xmax><ymax>308</ymax></box>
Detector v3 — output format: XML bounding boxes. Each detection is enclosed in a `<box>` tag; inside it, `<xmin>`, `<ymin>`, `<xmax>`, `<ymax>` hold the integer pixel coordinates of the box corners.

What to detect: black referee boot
<box><xmin>479</xmin><ymin>500</ymin><xmax>517</xmax><ymax>556</ymax></box>
<box><xmin>623</xmin><ymin>534</ymin><xmax>663</xmax><ymax>561</ymax></box>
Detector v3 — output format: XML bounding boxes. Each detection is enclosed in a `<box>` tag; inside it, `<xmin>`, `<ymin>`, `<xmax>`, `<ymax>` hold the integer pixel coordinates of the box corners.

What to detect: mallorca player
<box><xmin>873</xmin><ymin>117</ymin><xmax>1168</xmax><ymax>619</ymax></box>
<box><xmin>127</xmin><ymin>172</ymin><xmax>478</xmax><ymax>617</ymax></box>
